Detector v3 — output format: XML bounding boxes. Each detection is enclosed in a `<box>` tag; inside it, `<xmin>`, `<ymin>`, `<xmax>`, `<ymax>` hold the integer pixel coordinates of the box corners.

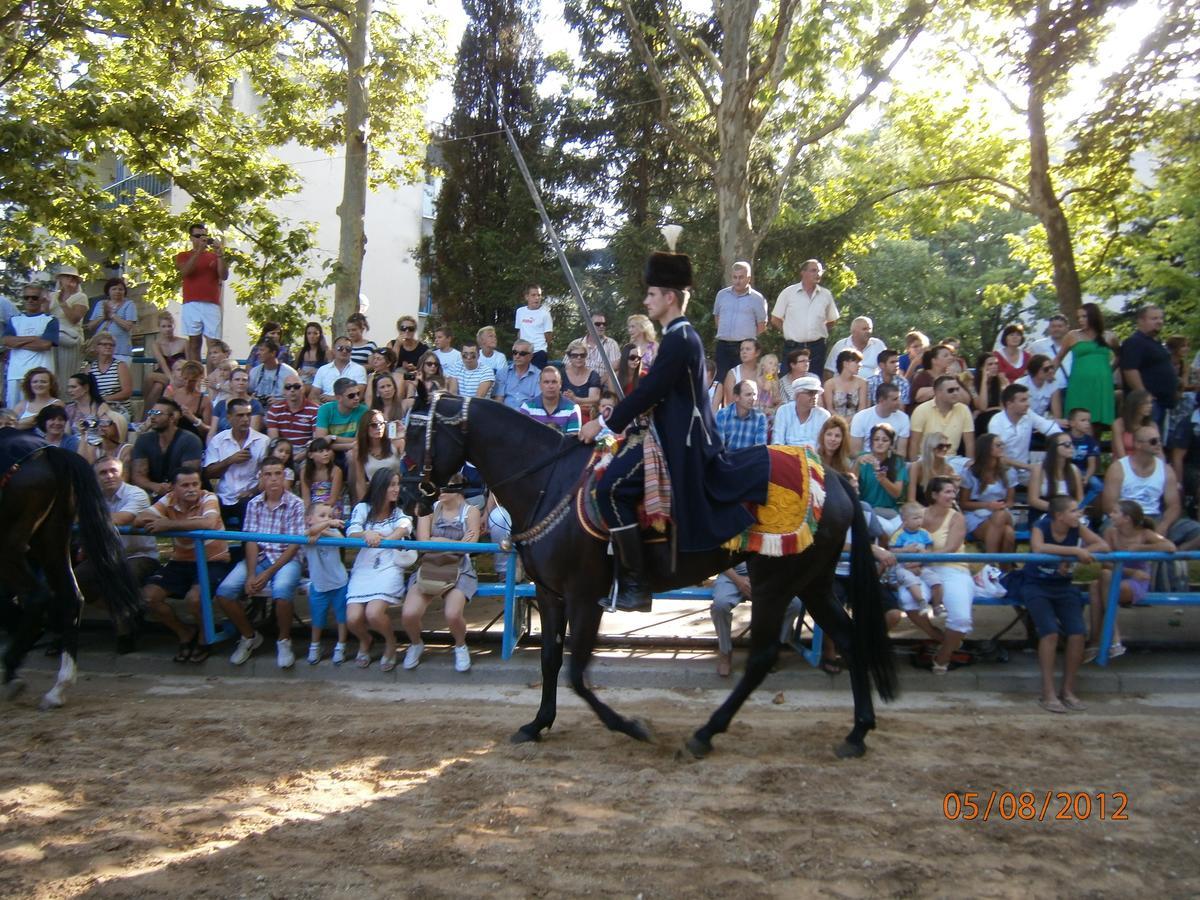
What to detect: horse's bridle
<box><xmin>407</xmin><ymin>390</ymin><xmax>471</xmax><ymax>502</ymax></box>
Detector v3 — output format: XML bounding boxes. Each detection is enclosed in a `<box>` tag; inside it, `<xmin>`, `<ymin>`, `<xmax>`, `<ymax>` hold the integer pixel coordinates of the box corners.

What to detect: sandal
<box><xmin>380</xmin><ymin>654</ymin><xmax>397</xmax><ymax>673</ymax></box>
<box><xmin>173</xmin><ymin>632</ymin><xmax>197</xmax><ymax>663</ymax></box>
<box><xmin>1038</xmin><ymin>697</ymin><xmax>1067</xmax><ymax>714</ymax></box>
<box><xmin>819</xmin><ymin>656</ymin><xmax>843</xmax><ymax>675</ymax></box>
<box><xmin>356</xmin><ymin>651</ymin><xmax>371</xmax><ymax>669</ymax></box>
<box><xmin>1060</xmin><ymin>695</ymin><xmax>1088</xmax><ymax>711</ymax></box>
<box><xmin>189</xmin><ymin>643</ymin><xmax>211</xmax><ymax>664</ymax></box>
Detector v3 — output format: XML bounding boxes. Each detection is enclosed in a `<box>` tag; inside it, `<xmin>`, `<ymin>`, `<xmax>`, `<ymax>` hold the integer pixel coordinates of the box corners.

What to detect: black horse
<box><xmin>404</xmin><ymin>392</ymin><xmax>897</xmax><ymax>759</ymax></box>
<box><xmin>0</xmin><ymin>429</ymin><xmax>141</xmax><ymax>709</ymax></box>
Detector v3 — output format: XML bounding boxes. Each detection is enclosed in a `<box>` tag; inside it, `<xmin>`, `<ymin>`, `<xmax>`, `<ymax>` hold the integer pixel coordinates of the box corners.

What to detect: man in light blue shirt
<box><xmin>494</xmin><ymin>339</ymin><xmax>541</xmax><ymax>411</ymax></box>
<box><xmin>712</xmin><ymin>261</ymin><xmax>767</xmax><ymax>382</ymax></box>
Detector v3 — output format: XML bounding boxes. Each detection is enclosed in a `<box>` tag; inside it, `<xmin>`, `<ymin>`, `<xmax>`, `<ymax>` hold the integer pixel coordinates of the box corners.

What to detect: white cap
<box><xmin>791</xmin><ymin>374</ymin><xmax>824</xmax><ymax>394</ymax></box>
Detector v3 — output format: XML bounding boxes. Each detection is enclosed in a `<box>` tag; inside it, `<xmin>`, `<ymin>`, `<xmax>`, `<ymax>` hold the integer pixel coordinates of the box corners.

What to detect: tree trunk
<box><xmin>1026</xmin><ymin>84</ymin><xmax>1083</xmax><ymax>317</ymax></box>
<box><xmin>332</xmin><ymin>0</ymin><xmax>372</xmax><ymax>330</ymax></box>
<box><xmin>713</xmin><ymin>0</ymin><xmax>757</xmax><ymax>279</ymax></box>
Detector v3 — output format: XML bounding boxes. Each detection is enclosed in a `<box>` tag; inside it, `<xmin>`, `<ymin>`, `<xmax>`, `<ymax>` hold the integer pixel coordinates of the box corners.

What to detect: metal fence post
<box><xmin>1097</xmin><ymin>562</ymin><xmax>1124</xmax><ymax>667</ymax></box>
<box><xmin>502</xmin><ymin>548</ymin><xmax>519</xmax><ymax>660</ymax></box>
<box><xmin>193</xmin><ymin>538</ymin><xmax>217</xmax><ymax>645</ymax></box>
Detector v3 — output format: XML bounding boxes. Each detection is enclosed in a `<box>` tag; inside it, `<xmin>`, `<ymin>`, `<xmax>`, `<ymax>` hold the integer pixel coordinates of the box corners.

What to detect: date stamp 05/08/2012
<box><xmin>943</xmin><ymin>791</ymin><xmax>1130</xmax><ymax>822</ymax></box>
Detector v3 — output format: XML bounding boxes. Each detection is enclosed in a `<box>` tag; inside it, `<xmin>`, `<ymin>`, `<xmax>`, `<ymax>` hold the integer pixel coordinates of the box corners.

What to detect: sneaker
<box><xmin>230</xmin><ymin>631</ymin><xmax>263</xmax><ymax>665</ymax></box>
<box><xmin>403</xmin><ymin>642</ymin><xmax>424</xmax><ymax>670</ymax></box>
<box><xmin>277</xmin><ymin>639</ymin><xmax>295</xmax><ymax>669</ymax></box>
<box><xmin>1109</xmin><ymin>641</ymin><xmax>1127</xmax><ymax>659</ymax></box>
<box><xmin>453</xmin><ymin>644</ymin><xmax>471</xmax><ymax>673</ymax></box>
<box><xmin>332</xmin><ymin>642</ymin><xmax>347</xmax><ymax>666</ymax></box>
<box><xmin>307</xmin><ymin>642</ymin><xmax>321</xmax><ymax>666</ymax></box>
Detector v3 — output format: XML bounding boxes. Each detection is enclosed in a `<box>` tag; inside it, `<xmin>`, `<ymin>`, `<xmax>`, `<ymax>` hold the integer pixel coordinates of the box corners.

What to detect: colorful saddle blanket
<box><xmin>722</xmin><ymin>445</ymin><xmax>825</xmax><ymax>557</ymax></box>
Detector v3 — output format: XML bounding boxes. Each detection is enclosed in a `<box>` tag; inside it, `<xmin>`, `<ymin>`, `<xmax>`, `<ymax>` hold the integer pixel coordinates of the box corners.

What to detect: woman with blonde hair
<box><xmin>79</xmin><ymin>408</ymin><xmax>133</xmax><ymax>474</ymax></box>
<box><xmin>416</xmin><ymin>349</ymin><xmax>458</xmax><ymax>396</ymax></box>
<box><xmin>13</xmin><ymin>367</ymin><xmax>62</xmax><ymax>429</ymax></box>
<box><xmin>626</xmin><ymin>313</ymin><xmax>658</xmax><ymax>371</ymax></box>
<box><xmin>755</xmin><ymin>353</ymin><xmax>784</xmax><ymax>419</ymax></box>
<box><xmin>908</xmin><ymin>431</ymin><xmax>958</xmax><ymax>504</ymax></box>
<box><xmin>164</xmin><ymin>359</ymin><xmax>213</xmax><ymax>440</ymax></box>
<box><xmin>563</xmin><ymin>337</ymin><xmax>602</xmax><ymax>420</ymax></box>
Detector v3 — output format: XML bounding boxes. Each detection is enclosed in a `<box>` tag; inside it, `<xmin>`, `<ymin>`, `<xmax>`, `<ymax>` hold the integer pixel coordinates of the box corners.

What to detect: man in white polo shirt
<box><xmin>850</xmin><ymin>381</ymin><xmax>911</xmax><ymax>456</ymax></box>
<box><xmin>770</xmin><ymin>259</ymin><xmax>839</xmax><ymax>375</ymax></box>
<box><xmin>825</xmin><ymin>315</ymin><xmax>887</xmax><ymax>379</ymax></box>
<box><xmin>988</xmin><ymin>382</ymin><xmax>1061</xmax><ymax>484</ymax></box>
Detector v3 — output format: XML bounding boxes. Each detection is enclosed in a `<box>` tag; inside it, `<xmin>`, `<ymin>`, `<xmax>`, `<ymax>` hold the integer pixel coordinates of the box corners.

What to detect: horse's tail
<box><xmin>49</xmin><ymin>448</ymin><xmax>142</xmax><ymax>625</ymax></box>
<box><xmin>842</xmin><ymin>474</ymin><xmax>898</xmax><ymax>702</ymax></box>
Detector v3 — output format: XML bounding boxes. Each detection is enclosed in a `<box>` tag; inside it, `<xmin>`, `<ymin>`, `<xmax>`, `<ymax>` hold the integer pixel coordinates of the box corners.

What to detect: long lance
<box><xmin>490</xmin><ymin>88</ymin><xmax>625</xmax><ymax>400</ymax></box>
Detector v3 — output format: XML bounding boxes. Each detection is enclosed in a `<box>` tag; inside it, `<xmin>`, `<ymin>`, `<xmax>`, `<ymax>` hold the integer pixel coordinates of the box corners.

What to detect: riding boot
<box><xmin>606</xmin><ymin>524</ymin><xmax>653</xmax><ymax>612</ymax></box>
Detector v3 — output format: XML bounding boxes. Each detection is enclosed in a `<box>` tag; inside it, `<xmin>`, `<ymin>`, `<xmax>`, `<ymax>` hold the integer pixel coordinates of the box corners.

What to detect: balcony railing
<box><xmin>102</xmin><ymin>172</ymin><xmax>172</xmax><ymax>208</ymax></box>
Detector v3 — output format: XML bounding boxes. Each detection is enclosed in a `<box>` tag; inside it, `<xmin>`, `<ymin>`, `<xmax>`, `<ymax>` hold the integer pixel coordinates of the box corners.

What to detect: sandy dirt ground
<box><xmin>1</xmin><ymin>673</ymin><xmax>1197</xmax><ymax>899</ymax></box>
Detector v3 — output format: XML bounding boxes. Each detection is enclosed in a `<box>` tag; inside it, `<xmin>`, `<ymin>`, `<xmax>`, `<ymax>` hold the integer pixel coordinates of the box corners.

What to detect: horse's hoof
<box><xmin>627</xmin><ymin>717</ymin><xmax>654</xmax><ymax>743</ymax></box>
<box><xmin>679</xmin><ymin>735</ymin><xmax>711</xmax><ymax>760</ymax></box>
<box><xmin>38</xmin><ymin>694</ymin><xmax>64</xmax><ymax>712</ymax></box>
<box><xmin>3</xmin><ymin>679</ymin><xmax>26</xmax><ymax>701</ymax></box>
<box><xmin>510</xmin><ymin>727</ymin><xmax>542</xmax><ymax>744</ymax></box>
<box><xmin>834</xmin><ymin>740</ymin><xmax>867</xmax><ymax>760</ymax></box>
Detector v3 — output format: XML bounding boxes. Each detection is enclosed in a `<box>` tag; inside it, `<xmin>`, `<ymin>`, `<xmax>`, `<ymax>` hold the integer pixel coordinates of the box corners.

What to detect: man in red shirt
<box><xmin>174</xmin><ymin>223</ymin><xmax>230</xmax><ymax>362</ymax></box>
<box><xmin>266</xmin><ymin>372</ymin><xmax>320</xmax><ymax>461</ymax></box>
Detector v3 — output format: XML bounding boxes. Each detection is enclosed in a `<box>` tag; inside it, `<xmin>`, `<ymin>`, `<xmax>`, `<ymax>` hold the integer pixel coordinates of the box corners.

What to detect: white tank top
<box><xmin>1119</xmin><ymin>456</ymin><xmax>1164</xmax><ymax>518</ymax></box>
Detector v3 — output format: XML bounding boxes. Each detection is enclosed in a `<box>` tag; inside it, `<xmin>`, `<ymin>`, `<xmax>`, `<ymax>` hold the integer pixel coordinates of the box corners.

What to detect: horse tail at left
<box><xmin>50</xmin><ymin>448</ymin><xmax>142</xmax><ymax>625</ymax></box>
<box><xmin>842</xmin><ymin>474</ymin><xmax>898</xmax><ymax>702</ymax></box>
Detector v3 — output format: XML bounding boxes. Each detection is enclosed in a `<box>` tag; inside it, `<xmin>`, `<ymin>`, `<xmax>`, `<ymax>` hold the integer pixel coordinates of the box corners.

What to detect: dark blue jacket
<box><xmin>606</xmin><ymin>316</ymin><xmax>769</xmax><ymax>551</ymax></box>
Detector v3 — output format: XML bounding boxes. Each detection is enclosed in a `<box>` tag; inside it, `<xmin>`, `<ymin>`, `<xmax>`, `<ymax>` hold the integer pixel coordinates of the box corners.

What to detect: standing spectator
<box><xmin>907</xmin><ymin>343</ymin><xmax>955</xmax><ymax>412</ymax></box>
<box><xmin>825</xmin><ymin>316</ymin><xmax>886</xmax><ymax>379</ymax></box>
<box><xmin>1168</xmin><ymin>392</ymin><xmax>1200</xmax><ymax>515</ymax></box>
<box><xmin>304</xmin><ymin>501</ymin><xmax>350</xmax><ymax>666</ymax></box>
<box><xmin>988</xmin><ymin>383</ymin><xmax>1062</xmax><ymax>484</ymax></box>
<box><xmin>3</xmin><ymin>284</ymin><xmax>58</xmax><ymax>409</ymax></box>
<box><xmin>295</xmin><ymin>322</ymin><xmax>331</xmax><ymax>389</ymax></box>
<box><xmin>1066</xmin><ymin>408</ymin><xmax>1103</xmax><ymax>499</ymax></box>
<box><xmin>213</xmin><ymin>458</ymin><xmax>306</xmax><ymax>668</ymax></box>
<box><xmin>922</xmin><ymin>476</ymin><xmax>976</xmax><ymax>674</ymax></box>
<box><xmin>908</xmin><ymin>431</ymin><xmax>959</xmax><ymax>504</ymax></box>
<box><xmin>1024</xmin><ymin>497</ymin><xmax>1109</xmax><ymax>713</ymax></box>
<box><xmin>431</xmin><ymin>326</ymin><xmax>463</xmax><ymax>375</ymax></box>
<box><xmin>345</xmin><ymin>312</ymin><xmax>376</xmax><ymax>368</ymax></box>
<box><xmin>515</xmin><ymin>283</ymin><xmax>553</xmax><ymax>369</ymax></box>
<box><xmin>626</xmin><ymin>313</ymin><xmax>658</xmax><ymax>373</ymax></box>
<box><xmin>79</xmin><ymin>409</ymin><xmax>132</xmax><ymax>474</ymax></box>
<box><xmin>582</xmin><ymin>314</ymin><xmax>620</xmax><ymax>380</ymax></box>
<box><xmin>960</xmin><ymin>433</ymin><xmax>1017</xmax><ymax>555</ymax></box>
<box><xmin>561</xmin><ymin>339</ymin><xmax>601</xmax><ymax>418</ymax></box>
<box><xmin>909</xmin><ymin>375</ymin><xmax>976</xmax><ymax>464</ymax></box>
<box><xmin>1120</xmin><ymin>304</ymin><xmax>1176</xmax><ymax>433</ymax></box>
<box><xmin>345</xmin><ymin>469</ymin><xmax>414</xmax><ymax>670</ymax></box>
<box><xmin>313</xmin><ymin>336</ymin><xmax>368</xmax><ymax>403</ymax></box>
<box><xmin>712</xmin><ymin>260</ymin><xmax>767</xmax><ymax>382</ymax></box>
<box><xmin>132</xmin><ymin>399</ymin><xmax>204</xmax><ymax>500</ymax></box>
<box><xmin>203</xmin><ymin>397</ymin><xmax>269</xmax><ymax>529</ymax></box>
<box><xmin>475</xmin><ymin>325</ymin><xmax>507</xmax><ymax>380</ymax></box>
<box><xmin>388</xmin><ymin>315</ymin><xmax>428</xmax><ymax>380</ymax></box>
<box><xmin>1110</xmin><ymin>389</ymin><xmax>1153</xmax><ymax>461</ymax></box>
<box><xmin>248</xmin><ymin>339</ymin><xmax>298</xmax><ymax>405</ymax></box>
<box><xmin>970</xmin><ymin>352</ymin><xmax>1007</xmax><ymax>431</ymax></box>
<box><xmin>721</xmin><ymin>338</ymin><xmax>760</xmax><ymax>406</ymax></box>
<box><xmin>823</xmin><ymin>349</ymin><xmax>868</xmax><ymax>419</ymax></box>
<box><xmin>245</xmin><ymin>322</ymin><xmax>294</xmax><ymax>369</ymax></box>
<box><xmin>50</xmin><ymin>264</ymin><xmax>89</xmax><ymax>382</ymax></box>
<box><xmin>899</xmin><ymin>330</ymin><xmax>930</xmax><ymax>378</ymax></box>
<box><xmin>520</xmin><ymin>367</ymin><xmax>581</xmax><ymax>435</ymax></box>
<box><xmin>856</xmin><ymin>423</ymin><xmax>908</xmax><ymax>516</ymax></box>
<box><xmin>266</xmin><ymin>373</ymin><xmax>320</xmax><ymax>457</ymax></box>
<box><xmin>1028</xmin><ymin>432</ymin><xmax>1084</xmax><ymax>513</ymax></box>
<box><xmin>314</xmin><ymin>377</ymin><xmax>368</xmax><ymax>456</ymax></box>
<box><xmin>994</xmin><ymin>322</ymin><xmax>1030</xmax><ymax>380</ymax></box>
<box><xmin>86</xmin><ymin>332</ymin><xmax>133</xmax><ymax>420</ymax></box>
<box><xmin>164</xmin><ymin>359</ymin><xmax>214</xmax><ymax>442</ymax></box>
<box><xmin>817</xmin><ymin>415</ymin><xmax>854</xmax><ymax>481</ymax></box>
<box><xmin>143</xmin><ymin>312</ymin><xmax>189</xmax><ymax>411</ymax></box>
<box><xmin>63</xmin><ymin>372</ymin><xmax>110</xmax><ymax>436</ymax></box>
<box><xmin>210</xmin><ymin>367</ymin><xmax>262</xmax><ymax>434</ymax></box>
<box><xmin>1029</xmin><ymin>314</ymin><xmax>1071</xmax><ymax>371</ymax></box>
<box><xmin>770</xmin><ymin>258</ymin><xmax>839</xmax><ymax>375</ymax></box>
<box><xmin>401</xmin><ymin>473</ymin><xmax>481</xmax><ymax>673</ymax></box>
<box><xmin>850</xmin><ymin>382</ymin><xmax>910</xmax><ymax>457</ymax></box>
<box><xmin>778</xmin><ymin>347</ymin><xmax>813</xmax><ymax>404</ymax></box>
<box><xmin>455</xmin><ymin>340</ymin><xmax>496</xmax><ymax>400</ymax></box>
<box><xmin>772</xmin><ymin>374</ymin><xmax>830</xmax><ymax>450</ymax></box>
<box><xmin>366</xmin><ymin>371</ymin><xmax>408</xmax><ymax>423</ymax></box>
<box><xmin>1054</xmin><ymin>302</ymin><xmax>1114</xmax><ymax>433</ymax></box>
<box><xmin>136</xmin><ymin>463</ymin><xmax>232</xmax><ymax>664</ymax></box>
<box><xmin>715</xmin><ymin>380</ymin><xmax>767</xmax><ymax>449</ymax></box>
<box><xmin>174</xmin><ymin>223</ymin><xmax>229</xmax><ymax>362</ymax></box>
<box><xmin>494</xmin><ymin>340</ymin><xmax>541</xmax><ymax>411</ymax></box>
<box><xmin>866</xmin><ymin>349</ymin><xmax>910</xmax><ymax>407</ymax></box>
<box><xmin>352</xmin><ymin>408</ymin><xmax>405</xmax><ymax>501</ymax></box>
<box><xmin>84</xmin><ymin>277</ymin><xmax>137</xmax><ymax>364</ymax></box>
<box><xmin>1015</xmin><ymin>354</ymin><xmax>1063</xmax><ymax>422</ymax></box>
<box><xmin>12</xmin><ymin>367</ymin><xmax>61</xmax><ymax>428</ymax></box>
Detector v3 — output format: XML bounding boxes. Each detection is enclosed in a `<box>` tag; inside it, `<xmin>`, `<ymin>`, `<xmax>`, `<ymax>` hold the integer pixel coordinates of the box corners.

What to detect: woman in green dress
<box><xmin>1053</xmin><ymin>302</ymin><xmax>1115</xmax><ymax>430</ymax></box>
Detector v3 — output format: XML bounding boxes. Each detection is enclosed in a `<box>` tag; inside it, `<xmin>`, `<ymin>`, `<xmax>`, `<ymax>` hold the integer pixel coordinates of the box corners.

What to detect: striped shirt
<box><xmin>243</xmin><ymin>490</ymin><xmax>306</xmax><ymax>564</ymax></box>
<box><xmin>266</xmin><ymin>399</ymin><xmax>319</xmax><ymax>446</ymax></box>
<box><xmin>866</xmin><ymin>373</ymin><xmax>910</xmax><ymax>406</ymax></box>
<box><xmin>715</xmin><ymin>404</ymin><xmax>768</xmax><ymax>450</ymax></box>
<box><xmin>520</xmin><ymin>395</ymin><xmax>581</xmax><ymax>434</ymax></box>
<box><xmin>455</xmin><ymin>363</ymin><xmax>495</xmax><ymax>398</ymax></box>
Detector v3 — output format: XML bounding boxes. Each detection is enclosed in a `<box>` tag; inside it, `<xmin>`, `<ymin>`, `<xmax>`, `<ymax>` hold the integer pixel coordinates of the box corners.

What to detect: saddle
<box><xmin>575</xmin><ymin>432</ymin><xmax>672</xmax><ymax>542</ymax></box>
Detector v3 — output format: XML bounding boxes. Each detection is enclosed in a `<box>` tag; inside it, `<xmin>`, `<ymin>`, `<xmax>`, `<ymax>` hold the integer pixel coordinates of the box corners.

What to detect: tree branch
<box><xmin>660</xmin><ymin>0</ymin><xmax>718</xmax><ymax>113</ymax></box>
<box><xmin>750</xmin><ymin>0</ymin><xmax>797</xmax><ymax>93</ymax></box>
<box><xmin>290</xmin><ymin>3</ymin><xmax>351</xmax><ymax>56</ymax></box>
<box><xmin>952</xmin><ymin>39</ymin><xmax>1026</xmax><ymax>117</ymax></box>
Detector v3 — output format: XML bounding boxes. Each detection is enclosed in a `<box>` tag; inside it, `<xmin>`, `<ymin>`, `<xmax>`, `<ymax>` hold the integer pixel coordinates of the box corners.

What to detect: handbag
<box><xmin>416</xmin><ymin>551</ymin><xmax>459</xmax><ymax>597</ymax></box>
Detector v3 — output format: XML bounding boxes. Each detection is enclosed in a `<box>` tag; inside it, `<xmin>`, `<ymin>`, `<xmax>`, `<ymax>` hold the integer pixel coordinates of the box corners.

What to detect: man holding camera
<box><xmin>174</xmin><ymin>223</ymin><xmax>229</xmax><ymax>362</ymax></box>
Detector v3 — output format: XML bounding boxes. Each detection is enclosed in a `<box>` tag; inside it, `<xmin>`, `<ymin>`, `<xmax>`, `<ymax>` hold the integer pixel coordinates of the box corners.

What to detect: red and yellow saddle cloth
<box><xmin>722</xmin><ymin>445</ymin><xmax>826</xmax><ymax>557</ymax></box>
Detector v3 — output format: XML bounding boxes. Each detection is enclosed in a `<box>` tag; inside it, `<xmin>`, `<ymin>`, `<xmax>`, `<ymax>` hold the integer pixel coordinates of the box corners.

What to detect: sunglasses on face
<box><xmin>284</xmin><ymin>384</ymin><xmax>302</xmax><ymax>390</ymax></box>
<box><xmin>592</xmin><ymin>321</ymin><xmax>606</xmax><ymax>327</ymax></box>
<box><xmin>567</xmin><ymin>352</ymin><xmax>586</xmax><ymax>358</ymax></box>
<box><xmin>344</xmin><ymin>392</ymin><xmax>361</xmax><ymax>400</ymax></box>
<box><xmin>1140</xmin><ymin>437</ymin><xmax>1161</xmax><ymax>446</ymax></box>
<box><xmin>513</xmin><ymin>350</ymin><xmax>531</xmax><ymax>357</ymax></box>
<box><xmin>399</xmin><ymin>325</ymin><xmax>416</xmax><ymax>332</ymax></box>
<box><xmin>147</xmin><ymin>409</ymin><xmax>166</xmax><ymax>417</ymax></box>
<box><xmin>628</xmin><ymin>355</ymin><xmax>642</xmax><ymax>362</ymax></box>
<box><xmin>23</xmin><ymin>295</ymin><xmax>42</xmax><ymax>301</ymax></box>
<box><xmin>369</xmin><ymin>420</ymin><xmax>386</xmax><ymax>428</ymax></box>
<box><xmin>335</xmin><ymin>345</ymin><xmax>351</xmax><ymax>352</ymax></box>
<box><xmin>936</xmin><ymin>443</ymin><xmax>952</xmax><ymax>451</ymax></box>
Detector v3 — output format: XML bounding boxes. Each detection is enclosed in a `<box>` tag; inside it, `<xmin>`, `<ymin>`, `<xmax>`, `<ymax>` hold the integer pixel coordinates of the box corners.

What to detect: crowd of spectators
<box><xmin>3</xmin><ymin>240</ymin><xmax>1199</xmax><ymax>708</ymax></box>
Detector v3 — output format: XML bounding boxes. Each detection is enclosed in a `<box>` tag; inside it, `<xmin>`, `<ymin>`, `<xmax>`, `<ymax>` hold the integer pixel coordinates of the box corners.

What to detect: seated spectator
<box><xmin>755</xmin><ymin>354</ymin><xmax>784</xmax><ymax>419</ymax></box>
<box><xmin>266</xmin><ymin>436</ymin><xmax>297</xmax><ymax>487</ymax></box>
<box><xmin>994</xmin><ymin>322</ymin><xmax>1030</xmax><ymax>380</ymax></box>
<box><xmin>613</xmin><ymin>342</ymin><xmax>644</xmax><ymax>396</ymax></box>
<box><xmin>922</xmin><ymin>476</ymin><xmax>975</xmax><ymax>673</ymax></box>
<box><xmin>135</xmin><ymin>463</ymin><xmax>233</xmax><ymax>664</ymax></box>
<box><xmin>1110</xmin><ymin>389</ymin><xmax>1153</xmax><ymax>461</ymax></box>
<box><xmin>132</xmin><ymin>399</ymin><xmax>204</xmax><ymax>501</ymax></box>
<box><xmin>1088</xmin><ymin>500</ymin><xmax>1174</xmax><ymax>661</ymax></box>
<box><xmin>825</xmin><ymin>315</ymin><xmax>887</xmax><ymax>379</ymax></box>
<box><xmin>475</xmin><ymin>325</ymin><xmax>507</xmax><ymax>380</ymax></box>
<box><xmin>78</xmin><ymin>408</ymin><xmax>132</xmax><ymax>475</ymax></box>
<box><xmin>366</xmin><ymin>346</ymin><xmax>399</xmax><ymax>382</ymax></box>
<box><xmin>907</xmin><ymin>343</ymin><xmax>954</xmax><ymax>412</ymax></box>
<box><xmin>248</xmin><ymin>339</ymin><xmax>299</xmax><ymax>405</ymax></box>
<box><xmin>63</xmin><ymin>372</ymin><xmax>110</xmax><ymax>436</ymax></box>
<box><xmin>866</xmin><ymin>348</ymin><xmax>910</xmax><ymax>408</ymax></box>
<box><xmin>346</xmin><ymin>312</ymin><xmax>377</xmax><ymax>368</ymax></box>
<box><xmin>969</xmin><ymin>352</ymin><xmax>1007</xmax><ymax>431</ymax></box>
<box><xmin>211</xmin><ymin>367</ymin><xmax>263</xmax><ymax>436</ymax></box>
<box><xmin>300</xmin><ymin>436</ymin><xmax>344</xmax><ymax>511</ymax></box>
<box><xmin>75</xmin><ymin>457</ymin><xmax>159</xmax><ymax>651</ymax></box>
<box><xmin>1024</xmin><ymin>497</ymin><xmax>1109</xmax><ymax>713</ymax></box>
<box><xmin>898</xmin><ymin>330</ymin><xmax>929</xmax><ymax>378</ymax></box>
<box><xmin>817</xmin><ymin>415</ymin><xmax>854</xmax><ymax>482</ymax></box>
<box><xmin>909</xmin><ymin>374</ymin><xmax>975</xmax><ymax>464</ymax></box>
<box><xmin>960</xmin><ymin>433</ymin><xmax>1017</xmax><ymax>555</ymax></box>
<box><xmin>35</xmin><ymin>405</ymin><xmax>78</xmax><ymax>451</ymax></box>
<box><xmin>266</xmin><ymin>373</ymin><xmax>320</xmax><ymax>459</ymax></box>
<box><xmin>304</xmin><ymin>501</ymin><xmax>350</xmax><ymax>666</ymax></box>
<box><xmin>1028</xmin><ymin>433</ymin><xmax>1084</xmax><ymax>513</ymax></box>
<box><xmin>722</xmin><ymin>338</ymin><xmax>760</xmax><ymax>404</ymax></box>
<box><xmin>708</xmin><ymin>563</ymin><xmax>805</xmax><ymax>677</ymax></box>
<box><xmin>207</xmin><ymin>358</ymin><xmax>237</xmax><ymax>409</ymax></box>
<box><xmin>213</xmin><ymin>459</ymin><xmax>306</xmax><ymax>668</ymax></box>
<box><xmin>1102</xmin><ymin>424</ymin><xmax>1200</xmax><ymax>556</ymax></box>
<box><xmin>598</xmin><ymin>390</ymin><xmax>618</xmax><ymax>422</ymax></box>
<box><xmin>987</xmin><ymin>382</ymin><xmax>1061</xmax><ymax>484</ymax></box>
<box><xmin>12</xmin><ymin>367</ymin><xmax>62</xmax><ymax>429</ymax></box>
<box><xmin>353</xmin><ymin>408</ymin><xmax>405</xmax><ymax>501</ymax></box>
<box><xmin>886</xmin><ymin>501</ymin><xmax>946</xmax><ymax>642</ymax></box>
<box><xmin>908</xmin><ymin>431</ymin><xmax>960</xmax><ymax>504</ymax></box>
<box><xmin>346</xmin><ymin>469</ymin><xmax>414</xmax><ymax>671</ymax></box>
<box><xmin>823</xmin><ymin>349</ymin><xmax>868</xmax><ymax>419</ymax></box>
<box><xmin>715</xmin><ymin>380</ymin><xmax>768</xmax><ymax>450</ymax></box>
<box><xmin>772</xmin><ymin>375</ymin><xmax>830</xmax><ymax>450</ymax></box>
<box><xmin>495</xmin><ymin>340</ymin><xmax>542</xmax><ymax>410</ymax></box>
<box><xmin>779</xmin><ymin>347</ymin><xmax>813</xmax><ymax>404</ymax></box>
<box><xmin>850</xmin><ymin>381</ymin><xmax>910</xmax><ymax>457</ymax></box>
<box><xmin>203</xmin><ymin>397</ymin><xmax>270</xmax><ymax>529</ymax></box>
<box><xmin>314</xmin><ymin>377</ymin><xmax>368</xmax><ymax>457</ymax></box>
<box><xmin>401</xmin><ymin>474</ymin><xmax>481</xmax><ymax>673</ymax></box>
<box><xmin>1015</xmin><ymin>354</ymin><xmax>1064</xmax><ymax>423</ymax></box>
<box><xmin>562</xmin><ymin>339</ymin><xmax>601</xmax><ymax>419</ymax></box>
<box><xmin>246</xmin><ymin>321</ymin><xmax>295</xmax><ymax>369</ymax></box>
<box><xmin>431</xmin><ymin>325</ymin><xmax>463</xmax><ymax>375</ymax></box>
<box><xmin>457</xmin><ymin>340</ymin><xmax>498</xmax><ymax>400</ymax></box>
<box><xmin>165</xmin><ymin>359</ymin><xmax>214</xmax><ymax>442</ymax></box>
<box><xmin>203</xmin><ymin>339</ymin><xmax>232</xmax><ymax>385</ymax></box>
<box><xmin>313</xmin><ymin>336</ymin><xmax>368</xmax><ymax>403</ymax></box>
<box><xmin>1168</xmin><ymin>392</ymin><xmax>1200</xmax><ymax>516</ymax></box>
<box><xmin>1066</xmin><ymin>407</ymin><xmax>1103</xmax><ymax>500</ymax></box>
<box><xmin>367</xmin><ymin>370</ymin><xmax>408</xmax><ymax>424</ymax></box>
<box><xmin>520</xmin><ymin>366</ymin><xmax>581</xmax><ymax>435</ymax></box>
<box><xmin>856</xmin><ymin>423</ymin><xmax>909</xmax><ymax>517</ymax></box>
<box><xmin>387</xmin><ymin>316</ymin><xmax>426</xmax><ymax>380</ymax></box>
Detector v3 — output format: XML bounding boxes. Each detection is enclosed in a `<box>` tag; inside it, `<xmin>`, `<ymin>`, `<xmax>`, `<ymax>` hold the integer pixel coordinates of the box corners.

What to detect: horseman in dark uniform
<box><xmin>578</xmin><ymin>251</ymin><xmax>770</xmax><ymax>610</ymax></box>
